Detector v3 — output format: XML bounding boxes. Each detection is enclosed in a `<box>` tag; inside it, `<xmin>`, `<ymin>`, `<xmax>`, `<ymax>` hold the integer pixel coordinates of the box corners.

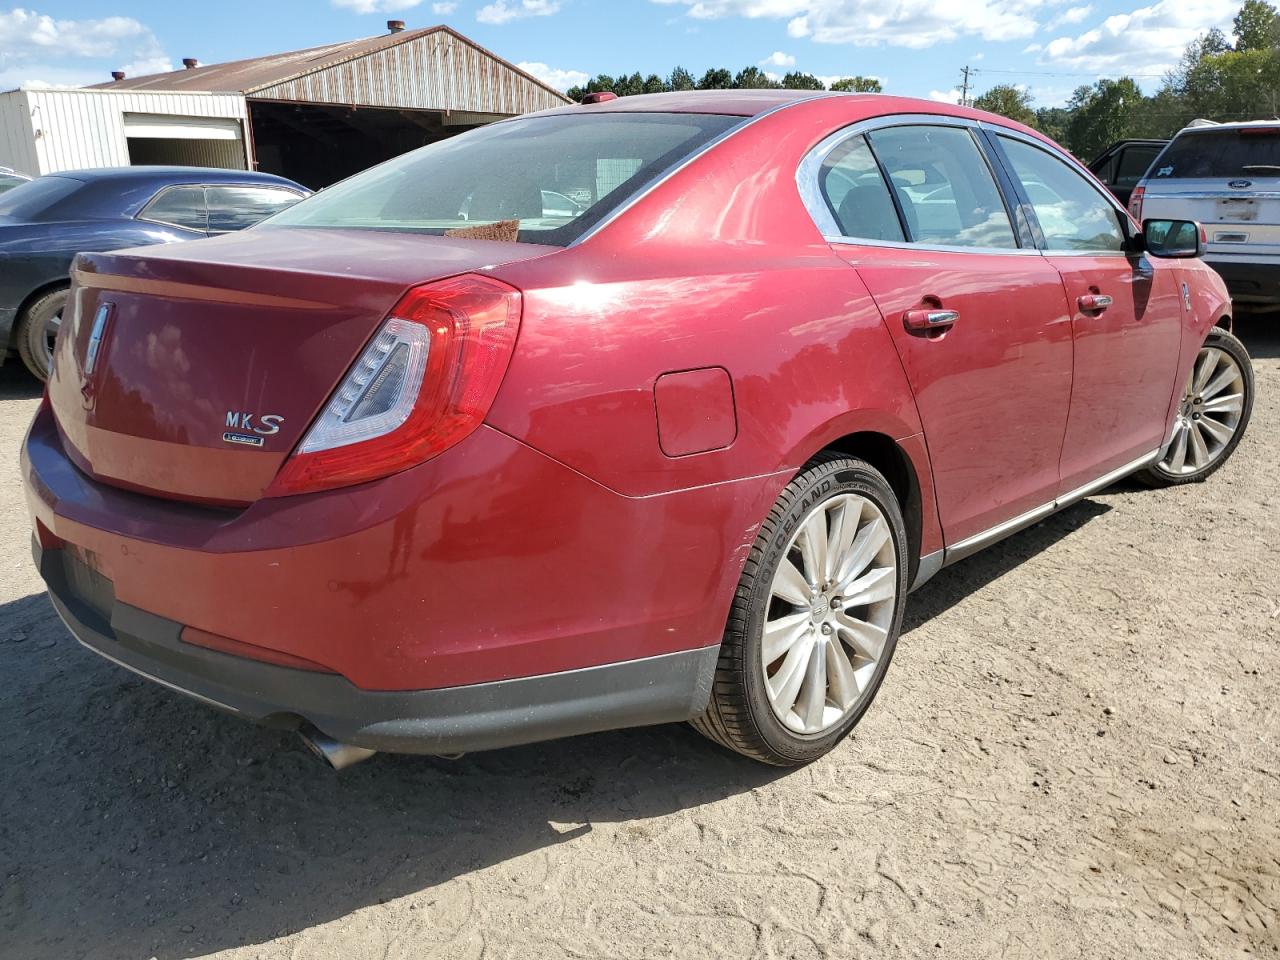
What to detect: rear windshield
<box><xmin>265</xmin><ymin>112</ymin><xmax>742</xmax><ymax>246</ymax></box>
<box><xmin>0</xmin><ymin>175</ymin><xmax>82</xmax><ymax>220</ymax></box>
<box><xmin>1151</xmin><ymin>129</ymin><xmax>1280</xmax><ymax>179</ymax></box>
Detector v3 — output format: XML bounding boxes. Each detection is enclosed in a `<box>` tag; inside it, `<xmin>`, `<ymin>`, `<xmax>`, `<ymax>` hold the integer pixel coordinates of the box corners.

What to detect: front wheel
<box><xmin>1140</xmin><ymin>327</ymin><xmax>1254</xmax><ymax>487</ymax></box>
<box><xmin>15</xmin><ymin>286</ymin><xmax>68</xmax><ymax>382</ymax></box>
<box><xmin>691</xmin><ymin>454</ymin><xmax>909</xmax><ymax>766</ymax></box>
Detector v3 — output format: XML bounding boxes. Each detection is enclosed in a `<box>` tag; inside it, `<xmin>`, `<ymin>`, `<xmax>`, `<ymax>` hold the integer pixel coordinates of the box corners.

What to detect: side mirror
<box><xmin>1143</xmin><ymin>219</ymin><xmax>1203</xmax><ymax>258</ymax></box>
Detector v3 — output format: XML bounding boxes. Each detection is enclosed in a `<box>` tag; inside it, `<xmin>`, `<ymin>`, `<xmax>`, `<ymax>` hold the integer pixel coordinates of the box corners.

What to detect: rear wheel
<box><xmin>691</xmin><ymin>454</ymin><xmax>908</xmax><ymax>765</ymax></box>
<box><xmin>16</xmin><ymin>286</ymin><xmax>68</xmax><ymax>382</ymax></box>
<box><xmin>1140</xmin><ymin>328</ymin><xmax>1253</xmax><ymax>487</ymax></box>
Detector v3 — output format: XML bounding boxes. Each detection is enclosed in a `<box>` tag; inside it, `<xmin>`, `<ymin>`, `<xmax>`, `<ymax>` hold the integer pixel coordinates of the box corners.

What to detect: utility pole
<box><xmin>960</xmin><ymin>65</ymin><xmax>972</xmax><ymax>107</ymax></box>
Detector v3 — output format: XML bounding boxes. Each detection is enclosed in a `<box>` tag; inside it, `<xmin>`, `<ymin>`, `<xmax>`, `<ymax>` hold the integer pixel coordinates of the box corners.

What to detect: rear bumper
<box><xmin>39</xmin><ymin>541</ymin><xmax>717</xmax><ymax>754</ymax></box>
<box><xmin>24</xmin><ymin>403</ymin><xmax>759</xmax><ymax>692</ymax></box>
<box><xmin>1204</xmin><ymin>258</ymin><xmax>1280</xmax><ymax>305</ymax></box>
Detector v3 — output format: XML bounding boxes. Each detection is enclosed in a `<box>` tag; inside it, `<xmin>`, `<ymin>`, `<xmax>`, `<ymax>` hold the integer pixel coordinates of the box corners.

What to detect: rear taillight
<box><xmin>266</xmin><ymin>274</ymin><xmax>521</xmax><ymax>496</ymax></box>
<box><xmin>1128</xmin><ymin>184</ymin><xmax>1145</xmax><ymax>222</ymax></box>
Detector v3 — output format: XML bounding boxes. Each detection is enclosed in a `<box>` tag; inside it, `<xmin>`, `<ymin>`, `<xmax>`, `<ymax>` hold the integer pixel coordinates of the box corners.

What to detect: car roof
<box><xmin>48</xmin><ymin>166</ymin><xmax>304</xmax><ymax>189</ymax></box>
<box><xmin>1177</xmin><ymin>120</ymin><xmax>1280</xmax><ymax>134</ymax></box>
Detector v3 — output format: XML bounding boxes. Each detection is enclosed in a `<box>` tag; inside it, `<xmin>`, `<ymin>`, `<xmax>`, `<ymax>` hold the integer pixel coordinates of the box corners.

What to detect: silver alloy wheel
<box><xmin>1159</xmin><ymin>344</ymin><xmax>1246</xmax><ymax>475</ymax></box>
<box><xmin>762</xmin><ymin>493</ymin><xmax>898</xmax><ymax>736</ymax></box>
<box><xmin>43</xmin><ymin>308</ymin><xmax>62</xmax><ymax>369</ymax></box>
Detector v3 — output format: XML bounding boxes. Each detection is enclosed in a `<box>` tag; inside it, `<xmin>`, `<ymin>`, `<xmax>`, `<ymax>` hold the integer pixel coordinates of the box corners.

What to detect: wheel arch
<box><xmin>814</xmin><ymin>430</ymin><xmax>925</xmax><ymax>585</ymax></box>
<box><xmin>8</xmin><ymin>277</ymin><xmax>70</xmax><ymax>350</ymax></box>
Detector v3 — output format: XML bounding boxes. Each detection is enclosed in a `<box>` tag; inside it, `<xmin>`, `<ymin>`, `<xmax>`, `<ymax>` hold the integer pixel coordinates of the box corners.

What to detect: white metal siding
<box><xmin>0</xmin><ymin>91</ymin><xmax>40</xmax><ymax>175</ymax></box>
<box><xmin>253</xmin><ymin>31</ymin><xmax>565</xmax><ymax>115</ymax></box>
<box><xmin>1</xmin><ymin>90</ymin><xmax>247</xmax><ymax>174</ymax></box>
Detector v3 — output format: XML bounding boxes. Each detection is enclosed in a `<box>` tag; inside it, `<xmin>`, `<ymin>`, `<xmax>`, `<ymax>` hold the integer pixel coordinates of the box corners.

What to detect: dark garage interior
<box><xmin>248</xmin><ymin>101</ymin><xmax>492</xmax><ymax>189</ymax></box>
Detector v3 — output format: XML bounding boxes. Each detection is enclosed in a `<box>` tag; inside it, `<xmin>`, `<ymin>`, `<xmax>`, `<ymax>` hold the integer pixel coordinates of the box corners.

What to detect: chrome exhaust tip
<box><xmin>299</xmin><ymin>727</ymin><xmax>377</xmax><ymax>770</ymax></box>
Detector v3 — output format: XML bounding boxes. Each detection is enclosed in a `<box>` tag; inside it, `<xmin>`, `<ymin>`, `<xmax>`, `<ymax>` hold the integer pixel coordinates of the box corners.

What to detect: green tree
<box><xmin>829</xmin><ymin>76</ymin><xmax>882</xmax><ymax>92</ymax></box>
<box><xmin>973</xmin><ymin>84</ymin><xmax>1036</xmax><ymax>125</ymax></box>
<box><xmin>781</xmin><ymin>71</ymin><xmax>825</xmax><ymax>90</ymax></box>
<box><xmin>1064</xmin><ymin>78</ymin><xmax>1150</xmax><ymax>157</ymax></box>
<box><xmin>642</xmin><ymin>73</ymin><xmax>667</xmax><ymax>94</ymax></box>
<box><xmin>614</xmin><ymin>72</ymin><xmax>646</xmax><ymax>97</ymax></box>
<box><xmin>1033</xmin><ymin>105</ymin><xmax>1071</xmax><ymax>143</ymax></box>
<box><xmin>733</xmin><ymin>66</ymin><xmax>781</xmax><ymax>88</ymax></box>
<box><xmin>667</xmin><ymin>66</ymin><xmax>696</xmax><ymax>91</ymax></box>
<box><xmin>698</xmin><ymin>67</ymin><xmax>733</xmax><ymax>89</ymax></box>
<box><xmin>1234</xmin><ymin>0</ymin><xmax>1280</xmax><ymax>50</ymax></box>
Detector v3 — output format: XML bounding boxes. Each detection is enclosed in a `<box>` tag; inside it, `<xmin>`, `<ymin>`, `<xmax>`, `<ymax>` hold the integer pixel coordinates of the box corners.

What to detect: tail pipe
<box><xmin>299</xmin><ymin>727</ymin><xmax>377</xmax><ymax>770</ymax></box>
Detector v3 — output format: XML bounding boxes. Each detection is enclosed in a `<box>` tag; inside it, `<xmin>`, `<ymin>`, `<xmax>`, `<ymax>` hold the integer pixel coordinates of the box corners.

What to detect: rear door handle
<box><xmin>902</xmin><ymin>308</ymin><xmax>960</xmax><ymax>331</ymax></box>
<box><xmin>1077</xmin><ymin>294</ymin><xmax>1113</xmax><ymax>312</ymax></box>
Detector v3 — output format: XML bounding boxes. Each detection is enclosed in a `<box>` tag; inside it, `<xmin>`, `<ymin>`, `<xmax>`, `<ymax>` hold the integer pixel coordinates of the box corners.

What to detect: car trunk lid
<box><xmin>48</xmin><ymin>227</ymin><xmax>552</xmax><ymax>505</ymax></box>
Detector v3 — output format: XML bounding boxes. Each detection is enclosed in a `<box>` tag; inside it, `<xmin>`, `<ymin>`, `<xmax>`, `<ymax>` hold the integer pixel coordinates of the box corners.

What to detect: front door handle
<box><xmin>1077</xmin><ymin>293</ymin><xmax>1113</xmax><ymax>312</ymax></box>
<box><xmin>903</xmin><ymin>308</ymin><xmax>960</xmax><ymax>332</ymax></box>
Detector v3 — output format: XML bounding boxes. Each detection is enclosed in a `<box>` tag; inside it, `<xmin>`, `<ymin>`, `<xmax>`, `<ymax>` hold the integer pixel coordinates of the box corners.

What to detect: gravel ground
<box><xmin>1</xmin><ymin>323</ymin><xmax>1277</xmax><ymax>960</ymax></box>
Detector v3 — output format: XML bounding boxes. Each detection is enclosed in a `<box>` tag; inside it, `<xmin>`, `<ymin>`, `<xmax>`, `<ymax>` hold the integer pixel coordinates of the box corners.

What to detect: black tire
<box><xmin>691</xmin><ymin>453</ymin><xmax>909</xmax><ymax>766</ymax></box>
<box><xmin>15</xmin><ymin>286</ymin><xmax>68</xmax><ymax>382</ymax></box>
<box><xmin>1139</xmin><ymin>327</ymin><xmax>1254</xmax><ymax>488</ymax></box>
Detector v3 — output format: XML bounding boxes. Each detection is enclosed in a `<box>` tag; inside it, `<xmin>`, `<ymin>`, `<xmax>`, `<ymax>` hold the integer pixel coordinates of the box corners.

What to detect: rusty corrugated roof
<box><xmin>89</xmin><ymin>25</ymin><xmax>569</xmax><ymax>105</ymax></box>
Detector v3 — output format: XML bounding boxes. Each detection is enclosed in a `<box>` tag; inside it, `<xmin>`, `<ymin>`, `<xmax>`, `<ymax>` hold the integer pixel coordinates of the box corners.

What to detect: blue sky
<box><xmin>0</xmin><ymin>0</ymin><xmax>1245</xmax><ymax>107</ymax></box>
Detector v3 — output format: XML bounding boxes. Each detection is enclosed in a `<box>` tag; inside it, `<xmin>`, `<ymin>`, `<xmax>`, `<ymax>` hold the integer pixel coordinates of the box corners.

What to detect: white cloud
<box><xmin>516</xmin><ymin>60</ymin><xmax>589</xmax><ymax>90</ymax></box>
<box><xmin>1047</xmin><ymin>4</ymin><xmax>1092</xmax><ymax>28</ymax></box>
<box><xmin>929</xmin><ymin>88</ymin><xmax>962</xmax><ymax>103</ymax></box>
<box><xmin>653</xmin><ymin>0</ymin><xmax>1046</xmax><ymax>48</ymax></box>
<box><xmin>331</xmin><ymin>0</ymin><xmax>425</xmax><ymax>12</ymax></box>
<box><xmin>759</xmin><ymin>50</ymin><xmax>796</xmax><ymax>67</ymax></box>
<box><xmin>432</xmin><ymin>1</ymin><xmax>459</xmax><ymax>11</ymax></box>
<box><xmin>476</xmin><ymin>0</ymin><xmax>561</xmax><ymax>24</ymax></box>
<box><xmin>0</xmin><ymin>8</ymin><xmax>171</xmax><ymax>87</ymax></box>
<box><xmin>1041</xmin><ymin>0</ymin><xmax>1236</xmax><ymax>76</ymax></box>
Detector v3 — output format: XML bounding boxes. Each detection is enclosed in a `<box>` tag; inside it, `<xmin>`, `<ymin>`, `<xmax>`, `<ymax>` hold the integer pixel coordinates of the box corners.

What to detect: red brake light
<box><xmin>266</xmin><ymin>274</ymin><xmax>522</xmax><ymax>497</ymax></box>
<box><xmin>1128</xmin><ymin>184</ymin><xmax>1145</xmax><ymax>222</ymax></box>
<box><xmin>581</xmin><ymin>91</ymin><xmax>618</xmax><ymax>104</ymax></box>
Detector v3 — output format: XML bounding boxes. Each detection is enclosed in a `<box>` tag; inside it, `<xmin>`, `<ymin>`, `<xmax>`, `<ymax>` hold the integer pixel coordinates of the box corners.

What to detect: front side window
<box><xmin>865</xmin><ymin>125</ymin><xmax>1017</xmax><ymax>249</ymax></box>
<box><xmin>998</xmin><ymin>136</ymin><xmax>1125</xmax><ymax>253</ymax></box>
<box><xmin>140</xmin><ymin>185</ymin><xmax>207</xmax><ymax>232</ymax></box>
<box><xmin>266</xmin><ymin>113</ymin><xmax>743</xmax><ymax>246</ymax></box>
<box><xmin>818</xmin><ymin>134</ymin><xmax>904</xmax><ymax>242</ymax></box>
<box><xmin>207</xmin><ymin>186</ymin><xmax>303</xmax><ymax>233</ymax></box>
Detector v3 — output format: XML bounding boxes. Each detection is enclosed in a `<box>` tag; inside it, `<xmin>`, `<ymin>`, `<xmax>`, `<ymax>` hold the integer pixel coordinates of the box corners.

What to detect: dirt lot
<box><xmin>1</xmin><ymin>324</ymin><xmax>1277</xmax><ymax>960</ymax></box>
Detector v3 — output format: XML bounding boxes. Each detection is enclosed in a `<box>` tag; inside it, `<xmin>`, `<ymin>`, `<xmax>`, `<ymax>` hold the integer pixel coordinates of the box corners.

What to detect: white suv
<box><xmin>1131</xmin><ymin>120</ymin><xmax>1280</xmax><ymax>309</ymax></box>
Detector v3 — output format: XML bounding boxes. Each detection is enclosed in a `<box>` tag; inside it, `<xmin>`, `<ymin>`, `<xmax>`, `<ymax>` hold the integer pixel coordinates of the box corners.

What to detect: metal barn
<box><xmin>0</xmin><ymin>24</ymin><xmax>569</xmax><ymax>189</ymax></box>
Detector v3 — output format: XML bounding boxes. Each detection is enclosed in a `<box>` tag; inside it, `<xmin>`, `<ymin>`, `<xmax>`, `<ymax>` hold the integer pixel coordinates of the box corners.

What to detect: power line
<box><xmin>973</xmin><ymin>67</ymin><xmax>1169</xmax><ymax>79</ymax></box>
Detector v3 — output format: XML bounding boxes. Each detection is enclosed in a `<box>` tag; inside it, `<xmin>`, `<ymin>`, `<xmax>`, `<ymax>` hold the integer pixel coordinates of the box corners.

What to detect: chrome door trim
<box><xmin>942</xmin><ymin>449</ymin><xmax>1159</xmax><ymax>565</ymax></box>
<box><xmin>569</xmin><ymin>93</ymin><xmax>836</xmax><ymax>248</ymax></box>
<box><xmin>909</xmin><ymin>549</ymin><xmax>944</xmax><ymax>593</ymax></box>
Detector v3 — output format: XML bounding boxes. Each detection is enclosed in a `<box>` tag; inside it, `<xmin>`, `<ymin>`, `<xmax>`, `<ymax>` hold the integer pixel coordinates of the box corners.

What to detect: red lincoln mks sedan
<box><xmin>25</xmin><ymin>91</ymin><xmax>1254</xmax><ymax>769</ymax></box>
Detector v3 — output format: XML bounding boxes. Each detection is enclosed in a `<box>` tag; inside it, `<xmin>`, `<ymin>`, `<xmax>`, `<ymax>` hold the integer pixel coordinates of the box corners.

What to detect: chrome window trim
<box><xmin>568</xmin><ymin>93</ymin><xmax>837</xmax><ymax>248</ymax></box>
<box><xmin>796</xmin><ymin>113</ymin><xmax>1030</xmax><ymax>256</ymax></box>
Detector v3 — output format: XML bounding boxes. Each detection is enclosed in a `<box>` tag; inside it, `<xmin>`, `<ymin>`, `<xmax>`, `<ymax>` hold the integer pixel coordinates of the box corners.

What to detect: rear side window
<box><xmin>998</xmin><ymin>136</ymin><xmax>1124</xmax><ymax>253</ymax></box>
<box><xmin>207</xmin><ymin>185</ymin><xmax>302</xmax><ymax>233</ymax></box>
<box><xmin>865</xmin><ymin>125</ymin><xmax>1016</xmax><ymax>249</ymax></box>
<box><xmin>1115</xmin><ymin>145</ymin><xmax>1160</xmax><ymax>187</ymax></box>
<box><xmin>1152</xmin><ymin>129</ymin><xmax>1280</xmax><ymax>179</ymax></box>
<box><xmin>819</xmin><ymin>135</ymin><xmax>904</xmax><ymax>242</ymax></box>
<box><xmin>268</xmin><ymin>112</ymin><xmax>742</xmax><ymax>246</ymax></box>
<box><xmin>140</xmin><ymin>186</ymin><xmax>208</xmax><ymax>232</ymax></box>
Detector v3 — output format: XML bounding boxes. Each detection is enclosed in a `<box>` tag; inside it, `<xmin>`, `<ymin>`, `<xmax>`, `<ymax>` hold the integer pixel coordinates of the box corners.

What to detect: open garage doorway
<box><xmin>124</xmin><ymin>113</ymin><xmax>248</xmax><ymax>169</ymax></box>
<box><xmin>248</xmin><ymin>101</ymin><xmax>500</xmax><ymax>190</ymax></box>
